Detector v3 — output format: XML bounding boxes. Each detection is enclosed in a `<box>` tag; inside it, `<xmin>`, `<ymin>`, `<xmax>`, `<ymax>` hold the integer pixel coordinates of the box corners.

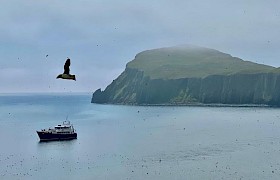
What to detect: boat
<box><xmin>37</xmin><ymin>121</ymin><xmax>77</xmax><ymax>141</ymax></box>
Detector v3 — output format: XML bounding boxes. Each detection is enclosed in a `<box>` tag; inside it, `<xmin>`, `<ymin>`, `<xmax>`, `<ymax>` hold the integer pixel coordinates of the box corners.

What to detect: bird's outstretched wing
<box><xmin>64</xmin><ymin>58</ymin><xmax>71</xmax><ymax>74</ymax></box>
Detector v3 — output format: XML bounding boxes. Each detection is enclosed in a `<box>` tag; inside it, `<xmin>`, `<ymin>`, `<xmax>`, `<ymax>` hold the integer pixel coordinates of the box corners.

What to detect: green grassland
<box><xmin>127</xmin><ymin>45</ymin><xmax>275</xmax><ymax>79</ymax></box>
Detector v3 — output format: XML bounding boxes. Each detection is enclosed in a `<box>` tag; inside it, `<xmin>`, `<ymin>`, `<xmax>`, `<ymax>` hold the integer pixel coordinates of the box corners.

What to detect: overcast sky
<box><xmin>1</xmin><ymin>0</ymin><xmax>280</xmax><ymax>93</ymax></box>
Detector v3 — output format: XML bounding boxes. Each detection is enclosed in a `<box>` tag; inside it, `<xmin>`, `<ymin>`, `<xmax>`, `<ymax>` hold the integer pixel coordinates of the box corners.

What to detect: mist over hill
<box><xmin>92</xmin><ymin>45</ymin><xmax>280</xmax><ymax>106</ymax></box>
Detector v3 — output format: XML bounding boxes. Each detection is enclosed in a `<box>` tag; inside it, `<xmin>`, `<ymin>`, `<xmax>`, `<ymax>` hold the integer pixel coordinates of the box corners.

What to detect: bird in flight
<box><xmin>56</xmin><ymin>58</ymin><xmax>76</xmax><ymax>81</ymax></box>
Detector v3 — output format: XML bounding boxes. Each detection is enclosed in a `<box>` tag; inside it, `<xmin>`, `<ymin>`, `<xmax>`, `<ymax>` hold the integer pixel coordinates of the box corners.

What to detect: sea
<box><xmin>0</xmin><ymin>93</ymin><xmax>280</xmax><ymax>180</ymax></box>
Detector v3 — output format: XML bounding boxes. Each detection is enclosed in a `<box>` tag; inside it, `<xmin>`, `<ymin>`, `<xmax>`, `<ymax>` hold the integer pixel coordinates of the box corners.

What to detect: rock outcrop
<box><xmin>92</xmin><ymin>45</ymin><xmax>280</xmax><ymax>106</ymax></box>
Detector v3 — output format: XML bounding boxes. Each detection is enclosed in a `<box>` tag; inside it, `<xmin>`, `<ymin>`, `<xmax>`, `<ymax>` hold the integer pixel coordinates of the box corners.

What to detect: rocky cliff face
<box><xmin>92</xmin><ymin>68</ymin><xmax>280</xmax><ymax>106</ymax></box>
<box><xmin>92</xmin><ymin>45</ymin><xmax>280</xmax><ymax>106</ymax></box>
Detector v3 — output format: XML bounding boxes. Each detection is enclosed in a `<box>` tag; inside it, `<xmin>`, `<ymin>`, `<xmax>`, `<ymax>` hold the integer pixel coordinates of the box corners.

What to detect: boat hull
<box><xmin>37</xmin><ymin>131</ymin><xmax>77</xmax><ymax>141</ymax></box>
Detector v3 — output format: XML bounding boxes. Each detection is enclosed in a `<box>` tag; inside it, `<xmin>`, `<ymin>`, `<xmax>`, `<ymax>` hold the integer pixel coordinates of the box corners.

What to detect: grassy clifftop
<box><xmin>127</xmin><ymin>45</ymin><xmax>275</xmax><ymax>79</ymax></box>
<box><xmin>92</xmin><ymin>45</ymin><xmax>280</xmax><ymax>106</ymax></box>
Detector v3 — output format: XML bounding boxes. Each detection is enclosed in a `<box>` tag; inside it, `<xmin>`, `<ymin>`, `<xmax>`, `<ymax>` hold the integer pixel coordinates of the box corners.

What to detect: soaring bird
<box><xmin>56</xmin><ymin>58</ymin><xmax>76</xmax><ymax>81</ymax></box>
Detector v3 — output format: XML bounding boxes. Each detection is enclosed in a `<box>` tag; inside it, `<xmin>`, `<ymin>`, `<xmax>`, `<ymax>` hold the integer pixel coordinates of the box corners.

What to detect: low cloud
<box><xmin>1</xmin><ymin>0</ymin><xmax>280</xmax><ymax>92</ymax></box>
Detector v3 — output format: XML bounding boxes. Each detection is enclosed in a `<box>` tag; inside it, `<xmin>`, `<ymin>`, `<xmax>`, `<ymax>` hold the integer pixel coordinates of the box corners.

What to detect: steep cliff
<box><xmin>92</xmin><ymin>45</ymin><xmax>280</xmax><ymax>106</ymax></box>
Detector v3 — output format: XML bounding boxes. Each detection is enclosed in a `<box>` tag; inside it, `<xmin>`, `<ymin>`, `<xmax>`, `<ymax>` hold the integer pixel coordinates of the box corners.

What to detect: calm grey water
<box><xmin>0</xmin><ymin>93</ymin><xmax>280</xmax><ymax>180</ymax></box>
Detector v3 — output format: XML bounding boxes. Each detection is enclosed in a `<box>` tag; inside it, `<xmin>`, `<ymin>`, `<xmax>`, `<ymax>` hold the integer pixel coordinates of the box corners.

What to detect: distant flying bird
<box><xmin>46</xmin><ymin>55</ymin><xmax>48</xmax><ymax>57</ymax></box>
<box><xmin>56</xmin><ymin>58</ymin><xmax>76</xmax><ymax>81</ymax></box>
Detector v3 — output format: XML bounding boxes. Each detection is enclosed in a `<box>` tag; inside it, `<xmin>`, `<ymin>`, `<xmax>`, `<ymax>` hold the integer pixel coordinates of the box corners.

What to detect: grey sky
<box><xmin>1</xmin><ymin>0</ymin><xmax>280</xmax><ymax>93</ymax></box>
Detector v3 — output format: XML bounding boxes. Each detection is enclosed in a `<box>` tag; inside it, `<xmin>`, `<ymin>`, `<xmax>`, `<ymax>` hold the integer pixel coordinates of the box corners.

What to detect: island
<box><xmin>92</xmin><ymin>45</ymin><xmax>280</xmax><ymax>106</ymax></box>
